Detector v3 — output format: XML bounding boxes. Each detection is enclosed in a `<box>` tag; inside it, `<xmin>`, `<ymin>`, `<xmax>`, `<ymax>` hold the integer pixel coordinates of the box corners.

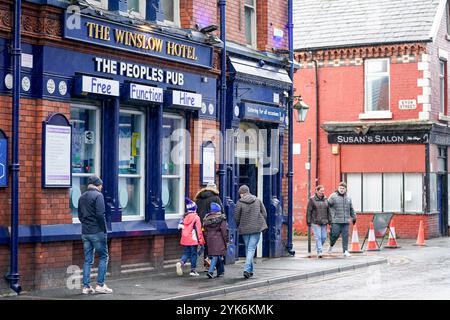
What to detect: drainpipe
<box><xmin>218</xmin><ymin>0</ymin><xmax>227</xmax><ymax>204</ymax></box>
<box><xmin>310</xmin><ymin>54</ymin><xmax>319</xmax><ymax>187</ymax></box>
<box><xmin>5</xmin><ymin>0</ymin><xmax>22</xmax><ymax>294</ymax></box>
<box><xmin>286</xmin><ymin>0</ymin><xmax>295</xmax><ymax>255</ymax></box>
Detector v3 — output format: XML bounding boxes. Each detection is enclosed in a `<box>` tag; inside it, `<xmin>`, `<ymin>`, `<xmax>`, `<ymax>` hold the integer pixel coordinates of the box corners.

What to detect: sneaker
<box><xmin>343</xmin><ymin>251</ymin><xmax>352</xmax><ymax>257</ymax></box>
<box><xmin>95</xmin><ymin>284</ymin><xmax>113</xmax><ymax>294</ymax></box>
<box><xmin>206</xmin><ymin>272</ymin><xmax>214</xmax><ymax>279</ymax></box>
<box><xmin>176</xmin><ymin>262</ymin><xmax>183</xmax><ymax>276</ymax></box>
<box><xmin>82</xmin><ymin>286</ymin><xmax>95</xmax><ymax>294</ymax></box>
<box><xmin>243</xmin><ymin>271</ymin><xmax>251</xmax><ymax>279</ymax></box>
<box><xmin>249</xmin><ymin>272</ymin><xmax>254</xmax><ymax>278</ymax></box>
<box><xmin>327</xmin><ymin>245</ymin><xmax>334</xmax><ymax>254</ymax></box>
<box><xmin>190</xmin><ymin>271</ymin><xmax>200</xmax><ymax>276</ymax></box>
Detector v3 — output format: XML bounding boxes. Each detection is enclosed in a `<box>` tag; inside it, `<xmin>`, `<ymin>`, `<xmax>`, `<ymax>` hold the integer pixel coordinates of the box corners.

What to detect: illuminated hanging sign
<box><xmin>64</xmin><ymin>13</ymin><xmax>213</xmax><ymax>68</ymax></box>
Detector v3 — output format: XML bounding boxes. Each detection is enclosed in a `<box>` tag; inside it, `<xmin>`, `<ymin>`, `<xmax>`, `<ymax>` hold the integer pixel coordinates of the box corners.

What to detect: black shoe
<box><xmin>206</xmin><ymin>272</ymin><xmax>214</xmax><ymax>279</ymax></box>
<box><xmin>249</xmin><ymin>272</ymin><xmax>254</xmax><ymax>278</ymax></box>
<box><xmin>243</xmin><ymin>271</ymin><xmax>251</xmax><ymax>279</ymax></box>
<box><xmin>216</xmin><ymin>273</ymin><xmax>224</xmax><ymax>278</ymax></box>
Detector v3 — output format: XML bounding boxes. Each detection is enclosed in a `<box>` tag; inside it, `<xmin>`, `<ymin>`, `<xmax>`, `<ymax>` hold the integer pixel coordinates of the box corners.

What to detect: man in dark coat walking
<box><xmin>306</xmin><ymin>185</ymin><xmax>331</xmax><ymax>258</ymax></box>
<box><xmin>234</xmin><ymin>185</ymin><xmax>267</xmax><ymax>279</ymax></box>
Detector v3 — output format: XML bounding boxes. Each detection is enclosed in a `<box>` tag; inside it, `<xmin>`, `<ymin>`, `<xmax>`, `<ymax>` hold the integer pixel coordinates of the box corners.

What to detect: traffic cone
<box><xmin>349</xmin><ymin>223</ymin><xmax>363</xmax><ymax>253</ymax></box>
<box><xmin>413</xmin><ymin>220</ymin><xmax>426</xmax><ymax>246</ymax></box>
<box><xmin>383</xmin><ymin>220</ymin><xmax>400</xmax><ymax>249</ymax></box>
<box><xmin>365</xmin><ymin>222</ymin><xmax>380</xmax><ymax>251</ymax></box>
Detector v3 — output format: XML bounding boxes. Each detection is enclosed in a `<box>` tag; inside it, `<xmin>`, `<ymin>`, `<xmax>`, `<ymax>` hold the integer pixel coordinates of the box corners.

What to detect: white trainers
<box><xmin>327</xmin><ymin>245</ymin><xmax>334</xmax><ymax>254</ymax></box>
<box><xmin>95</xmin><ymin>284</ymin><xmax>113</xmax><ymax>294</ymax></box>
<box><xmin>190</xmin><ymin>271</ymin><xmax>200</xmax><ymax>276</ymax></box>
<box><xmin>176</xmin><ymin>262</ymin><xmax>183</xmax><ymax>276</ymax></box>
<box><xmin>82</xmin><ymin>286</ymin><xmax>95</xmax><ymax>294</ymax></box>
<box><xmin>343</xmin><ymin>251</ymin><xmax>352</xmax><ymax>257</ymax></box>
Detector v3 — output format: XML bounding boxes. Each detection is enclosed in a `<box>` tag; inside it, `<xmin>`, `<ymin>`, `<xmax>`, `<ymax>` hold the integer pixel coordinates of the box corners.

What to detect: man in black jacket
<box><xmin>306</xmin><ymin>185</ymin><xmax>331</xmax><ymax>258</ymax></box>
<box><xmin>78</xmin><ymin>176</ymin><xmax>112</xmax><ymax>294</ymax></box>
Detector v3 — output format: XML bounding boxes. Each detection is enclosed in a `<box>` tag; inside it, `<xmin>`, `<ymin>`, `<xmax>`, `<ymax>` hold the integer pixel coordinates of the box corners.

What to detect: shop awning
<box><xmin>229</xmin><ymin>56</ymin><xmax>292</xmax><ymax>85</ymax></box>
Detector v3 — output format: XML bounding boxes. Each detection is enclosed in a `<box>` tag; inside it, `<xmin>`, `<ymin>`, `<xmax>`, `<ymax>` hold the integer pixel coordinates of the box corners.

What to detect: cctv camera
<box><xmin>283</xmin><ymin>91</ymin><xmax>289</xmax><ymax>98</ymax></box>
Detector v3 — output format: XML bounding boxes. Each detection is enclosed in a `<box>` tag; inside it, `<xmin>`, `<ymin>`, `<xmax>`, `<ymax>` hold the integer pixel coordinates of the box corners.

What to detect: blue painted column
<box><xmin>102</xmin><ymin>98</ymin><xmax>122</xmax><ymax>226</ymax></box>
<box><xmin>146</xmin><ymin>104</ymin><xmax>164</xmax><ymax>221</ymax></box>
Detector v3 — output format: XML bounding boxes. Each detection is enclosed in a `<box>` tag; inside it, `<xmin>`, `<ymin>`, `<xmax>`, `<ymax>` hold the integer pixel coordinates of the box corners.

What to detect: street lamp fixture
<box><xmin>292</xmin><ymin>96</ymin><xmax>310</xmax><ymax>122</ymax></box>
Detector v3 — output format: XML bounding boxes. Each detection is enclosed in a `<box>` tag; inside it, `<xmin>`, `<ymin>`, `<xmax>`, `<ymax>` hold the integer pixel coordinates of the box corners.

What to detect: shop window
<box><xmin>127</xmin><ymin>0</ymin><xmax>146</xmax><ymax>18</ymax></box>
<box><xmin>440</xmin><ymin>60</ymin><xmax>447</xmax><ymax>115</ymax></box>
<box><xmin>119</xmin><ymin>110</ymin><xmax>145</xmax><ymax>219</ymax></box>
<box><xmin>70</xmin><ymin>105</ymin><xmax>101</xmax><ymax>219</ymax></box>
<box><xmin>162</xmin><ymin>114</ymin><xmax>185</xmax><ymax>217</ymax></box>
<box><xmin>245</xmin><ymin>0</ymin><xmax>256</xmax><ymax>48</ymax></box>
<box><xmin>429</xmin><ymin>173</ymin><xmax>438</xmax><ymax>213</ymax></box>
<box><xmin>364</xmin><ymin>59</ymin><xmax>390</xmax><ymax>114</ymax></box>
<box><xmin>345</xmin><ymin>172</ymin><xmax>423</xmax><ymax>213</ymax></box>
<box><xmin>161</xmin><ymin>0</ymin><xmax>180</xmax><ymax>26</ymax></box>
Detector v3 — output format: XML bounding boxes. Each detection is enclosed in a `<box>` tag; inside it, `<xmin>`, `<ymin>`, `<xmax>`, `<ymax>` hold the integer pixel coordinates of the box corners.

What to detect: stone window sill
<box><xmin>358</xmin><ymin>111</ymin><xmax>393</xmax><ymax>120</ymax></box>
<box><xmin>439</xmin><ymin>113</ymin><xmax>450</xmax><ymax>122</ymax></box>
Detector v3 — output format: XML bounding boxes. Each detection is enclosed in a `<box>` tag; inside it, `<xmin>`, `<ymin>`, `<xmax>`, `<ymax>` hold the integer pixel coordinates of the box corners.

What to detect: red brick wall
<box><xmin>180</xmin><ymin>0</ymin><xmax>217</xmax><ymax>30</ymax></box>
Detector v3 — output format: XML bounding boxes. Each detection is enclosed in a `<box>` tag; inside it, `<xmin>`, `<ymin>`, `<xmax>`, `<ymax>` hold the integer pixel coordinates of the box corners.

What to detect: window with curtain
<box><xmin>346</xmin><ymin>173</ymin><xmax>362</xmax><ymax>212</ymax></box>
<box><xmin>119</xmin><ymin>110</ymin><xmax>145</xmax><ymax>219</ymax></box>
<box><xmin>362</xmin><ymin>173</ymin><xmax>382</xmax><ymax>212</ymax></box>
<box><xmin>383</xmin><ymin>173</ymin><xmax>403</xmax><ymax>212</ymax></box>
<box><xmin>70</xmin><ymin>105</ymin><xmax>100</xmax><ymax>218</ymax></box>
<box><xmin>404</xmin><ymin>173</ymin><xmax>423</xmax><ymax>212</ymax></box>
<box><xmin>365</xmin><ymin>58</ymin><xmax>390</xmax><ymax>112</ymax></box>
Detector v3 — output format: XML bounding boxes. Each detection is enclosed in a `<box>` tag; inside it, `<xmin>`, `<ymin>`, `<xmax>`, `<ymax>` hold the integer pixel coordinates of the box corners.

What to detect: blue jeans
<box><xmin>208</xmin><ymin>256</ymin><xmax>225</xmax><ymax>275</ymax></box>
<box><xmin>180</xmin><ymin>245</ymin><xmax>198</xmax><ymax>271</ymax></box>
<box><xmin>82</xmin><ymin>232</ymin><xmax>109</xmax><ymax>287</ymax></box>
<box><xmin>312</xmin><ymin>224</ymin><xmax>327</xmax><ymax>254</ymax></box>
<box><xmin>242</xmin><ymin>233</ymin><xmax>260</xmax><ymax>273</ymax></box>
<box><xmin>330</xmin><ymin>223</ymin><xmax>350</xmax><ymax>252</ymax></box>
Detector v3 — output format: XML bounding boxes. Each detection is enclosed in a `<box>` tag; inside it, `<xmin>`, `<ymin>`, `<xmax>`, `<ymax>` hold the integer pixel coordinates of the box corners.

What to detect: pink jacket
<box><xmin>180</xmin><ymin>212</ymin><xmax>205</xmax><ymax>246</ymax></box>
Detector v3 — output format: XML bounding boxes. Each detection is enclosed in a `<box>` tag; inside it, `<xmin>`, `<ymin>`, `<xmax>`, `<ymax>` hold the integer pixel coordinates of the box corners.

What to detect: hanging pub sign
<box><xmin>64</xmin><ymin>13</ymin><xmax>213</xmax><ymax>69</ymax></box>
<box><xmin>42</xmin><ymin>113</ymin><xmax>72</xmax><ymax>188</ymax></box>
<box><xmin>328</xmin><ymin>131</ymin><xmax>430</xmax><ymax>144</ymax></box>
<box><xmin>201</xmin><ymin>141</ymin><xmax>216</xmax><ymax>185</ymax></box>
<box><xmin>0</xmin><ymin>129</ymin><xmax>8</xmax><ymax>188</ymax></box>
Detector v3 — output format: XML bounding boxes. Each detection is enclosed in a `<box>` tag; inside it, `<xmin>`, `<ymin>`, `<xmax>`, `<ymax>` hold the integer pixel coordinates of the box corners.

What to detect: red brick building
<box><xmin>0</xmin><ymin>0</ymin><xmax>291</xmax><ymax>293</ymax></box>
<box><xmin>293</xmin><ymin>0</ymin><xmax>450</xmax><ymax>239</ymax></box>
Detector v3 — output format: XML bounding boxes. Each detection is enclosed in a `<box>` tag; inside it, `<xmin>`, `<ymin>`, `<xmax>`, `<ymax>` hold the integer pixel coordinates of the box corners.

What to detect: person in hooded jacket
<box><xmin>203</xmin><ymin>202</ymin><xmax>228</xmax><ymax>279</ymax></box>
<box><xmin>195</xmin><ymin>181</ymin><xmax>223</xmax><ymax>268</ymax></box>
<box><xmin>306</xmin><ymin>185</ymin><xmax>331</xmax><ymax>258</ymax></box>
<box><xmin>176</xmin><ymin>197</ymin><xmax>205</xmax><ymax>277</ymax></box>
<box><xmin>234</xmin><ymin>185</ymin><xmax>268</xmax><ymax>279</ymax></box>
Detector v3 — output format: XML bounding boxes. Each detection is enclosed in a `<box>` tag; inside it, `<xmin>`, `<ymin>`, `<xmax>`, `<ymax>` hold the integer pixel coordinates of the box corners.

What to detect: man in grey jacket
<box><xmin>234</xmin><ymin>185</ymin><xmax>268</xmax><ymax>279</ymax></box>
<box><xmin>327</xmin><ymin>182</ymin><xmax>356</xmax><ymax>257</ymax></box>
<box><xmin>78</xmin><ymin>176</ymin><xmax>113</xmax><ymax>294</ymax></box>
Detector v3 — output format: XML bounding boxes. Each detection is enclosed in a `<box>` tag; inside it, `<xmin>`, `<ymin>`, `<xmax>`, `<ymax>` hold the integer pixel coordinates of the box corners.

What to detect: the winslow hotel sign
<box><xmin>64</xmin><ymin>13</ymin><xmax>213</xmax><ymax>68</ymax></box>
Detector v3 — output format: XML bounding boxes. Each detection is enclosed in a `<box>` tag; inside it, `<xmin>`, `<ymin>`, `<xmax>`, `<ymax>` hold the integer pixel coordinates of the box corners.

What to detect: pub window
<box><xmin>127</xmin><ymin>0</ymin><xmax>146</xmax><ymax>18</ymax></box>
<box><xmin>440</xmin><ymin>60</ymin><xmax>447</xmax><ymax>115</ymax></box>
<box><xmin>364</xmin><ymin>58</ymin><xmax>390</xmax><ymax>113</ymax></box>
<box><xmin>245</xmin><ymin>0</ymin><xmax>257</xmax><ymax>48</ymax></box>
<box><xmin>70</xmin><ymin>104</ymin><xmax>101</xmax><ymax>219</ymax></box>
<box><xmin>119</xmin><ymin>109</ymin><xmax>145</xmax><ymax>220</ymax></box>
<box><xmin>162</xmin><ymin>113</ymin><xmax>186</xmax><ymax>217</ymax></box>
<box><xmin>161</xmin><ymin>0</ymin><xmax>180</xmax><ymax>26</ymax></box>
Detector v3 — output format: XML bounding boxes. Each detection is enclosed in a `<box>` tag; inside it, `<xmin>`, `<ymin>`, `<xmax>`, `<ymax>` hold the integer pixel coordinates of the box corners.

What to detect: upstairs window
<box><xmin>161</xmin><ymin>0</ymin><xmax>180</xmax><ymax>26</ymax></box>
<box><xmin>447</xmin><ymin>1</ymin><xmax>450</xmax><ymax>35</ymax></box>
<box><xmin>244</xmin><ymin>0</ymin><xmax>256</xmax><ymax>48</ymax></box>
<box><xmin>86</xmin><ymin>0</ymin><xmax>108</xmax><ymax>10</ymax></box>
<box><xmin>440</xmin><ymin>60</ymin><xmax>447</xmax><ymax>115</ymax></box>
<box><xmin>127</xmin><ymin>0</ymin><xmax>146</xmax><ymax>19</ymax></box>
<box><xmin>364</xmin><ymin>58</ymin><xmax>390</xmax><ymax>113</ymax></box>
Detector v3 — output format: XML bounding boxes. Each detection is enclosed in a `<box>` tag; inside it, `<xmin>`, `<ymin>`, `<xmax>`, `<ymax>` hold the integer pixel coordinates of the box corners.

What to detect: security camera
<box><xmin>283</xmin><ymin>91</ymin><xmax>289</xmax><ymax>98</ymax></box>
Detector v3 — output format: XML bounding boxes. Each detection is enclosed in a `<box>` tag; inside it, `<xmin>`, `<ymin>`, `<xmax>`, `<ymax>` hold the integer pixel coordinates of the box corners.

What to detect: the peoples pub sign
<box><xmin>64</xmin><ymin>12</ymin><xmax>213</xmax><ymax>68</ymax></box>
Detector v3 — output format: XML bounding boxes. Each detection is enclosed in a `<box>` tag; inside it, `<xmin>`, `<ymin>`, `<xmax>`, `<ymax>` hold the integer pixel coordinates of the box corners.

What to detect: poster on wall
<box><xmin>201</xmin><ymin>142</ymin><xmax>215</xmax><ymax>185</ymax></box>
<box><xmin>0</xmin><ymin>130</ymin><xmax>8</xmax><ymax>188</ymax></box>
<box><xmin>43</xmin><ymin>114</ymin><xmax>72</xmax><ymax>188</ymax></box>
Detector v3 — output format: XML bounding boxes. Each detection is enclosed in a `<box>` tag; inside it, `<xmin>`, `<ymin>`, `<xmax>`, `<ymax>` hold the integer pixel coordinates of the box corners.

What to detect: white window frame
<box><xmin>70</xmin><ymin>104</ymin><xmax>101</xmax><ymax>224</ymax></box>
<box><xmin>161</xmin><ymin>0</ymin><xmax>180</xmax><ymax>27</ymax></box>
<box><xmin>119</xmin><ymin>109</ymin><xmax>146</xmax><ymax>221</ymax></box>
<box><xmin>86</xmin><ymin>0</ymin><xmax>108</xmax><ymax>11</ymax></box>
<box><xmin>244</xmin><ymin>0</ymin><xmax>257</xmax><ymax>48</ymax></box>
<box><xmin>440</xmin><ymin>60</ymin><xmax>446</xmax><ymax>115</ymax></box>
<box><xmin>360</xmin><ymin>58</ymin><xmax>392</xmax><ymax>119</ymax></box>
<box><xmin>126</xmin><ymin>0</ymin><xmax>147</xmax><ymax>19</ymax></box>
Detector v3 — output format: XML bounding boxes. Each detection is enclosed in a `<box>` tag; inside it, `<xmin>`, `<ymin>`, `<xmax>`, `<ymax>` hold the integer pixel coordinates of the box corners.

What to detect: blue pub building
<box><xmin>0</xmin><ymin>0</ymin><xmax>295</xmax><ymax>292</ymax></box>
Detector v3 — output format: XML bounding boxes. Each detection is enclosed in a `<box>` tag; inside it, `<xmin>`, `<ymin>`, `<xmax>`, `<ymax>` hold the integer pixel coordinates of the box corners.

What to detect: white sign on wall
<box><xmin>399</xmin><ymin>100</ymin><xmax>417</xmax><ymax>110</ymax></box>
<box><xmin>130</xmin><ymin>83</ymin><xmax>164</xmax><ymax>103</ymax></box>
<box><xmin>81</xmin><ymin>76</ymin><xmax>120</xmax><ymax>96</ymax></box>
<box><xmin>172</xmin><ymin>90</ymin><xmax>202</xmax><ymax>109</ymax></box>
<box><xmin>45</xmin><ymin>125</ymin><xmax>72</xmax><ymax>187</ymax></box>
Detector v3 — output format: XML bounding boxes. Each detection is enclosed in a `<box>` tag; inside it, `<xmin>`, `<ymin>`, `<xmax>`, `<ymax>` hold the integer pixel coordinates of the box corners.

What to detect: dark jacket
<box><xmin>195</xmin><ymin>188</ymin><xmax>224</xmax><ymax>221</ymax></box>
<box><xmin>78</xmin><ymin>187</ymin><xmax>107</xmax><ymax>234</ymax></box>
<box><xmin>234</xmin><ymin>194</ymin><xmax>268</xmax><ymax>235</ymax></box>
<box><xmin>203</xmin><ymin>212</ymin><xmax>228</xmax><ymax>256</ymax></box>
<box><xmin>328</xmin><ymin>191</ymin><xmax>356</xmax><ymax>224</ymax></box>
<box><xmin>306</xmin><ymin>194</ymin><xmax>331</xmax><ymax>226</ymax></box>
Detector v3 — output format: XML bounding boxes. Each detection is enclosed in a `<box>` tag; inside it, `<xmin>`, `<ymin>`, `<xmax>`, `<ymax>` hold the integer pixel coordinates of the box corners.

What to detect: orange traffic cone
<box><xmin>413</xmin><ymin>220</ymin><xmax>426</xmax><ymax>246</ymax></box>
<box><xmin>366</xmin><ymin>222</ymin><xmax>380</xmax><ymax>251</ymax></box>
<box><xmin>349</xmin><ymin>223</ymin><xmax>363</xmax><ymax>253</ymax></box>
<box><xmin>383</xmin><ymin>220</ymin><xmax>400</xmax><ymax>249</ymax></box>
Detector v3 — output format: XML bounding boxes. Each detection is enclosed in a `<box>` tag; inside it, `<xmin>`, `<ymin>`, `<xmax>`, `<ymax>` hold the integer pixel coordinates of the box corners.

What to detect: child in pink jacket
<box><xmin>176</xmin><ymin>197</ymin><xmax>205</xmax><ymax>276</ymax></box>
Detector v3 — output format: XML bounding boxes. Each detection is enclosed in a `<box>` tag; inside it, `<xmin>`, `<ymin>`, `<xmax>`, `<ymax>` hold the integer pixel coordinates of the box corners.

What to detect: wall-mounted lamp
<box><xmin>292</xmin><ymin>96</ymin><xmax>310</xmax><ymax>122</ymax></box>
<box><xmin>200</xmin><ymin>24</ymin><xmax>219</xmax><ymax>34</ymax></box>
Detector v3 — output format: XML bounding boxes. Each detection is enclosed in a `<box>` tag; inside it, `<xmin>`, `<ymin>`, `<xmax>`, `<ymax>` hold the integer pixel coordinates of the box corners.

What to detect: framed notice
<box><xmin>0</xmin><ymin>129</ymin><xmax>8</xmax><ymax>188</ymax></box>
<box><xmin>42</xmin><ymin>113</ymin><xmax>72</xmax><ymax>188</ymax></box>
<box><xmin>201</xmin><ymin>141</ymin><xmax>216</xmax><ymax>185</ymax></box>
